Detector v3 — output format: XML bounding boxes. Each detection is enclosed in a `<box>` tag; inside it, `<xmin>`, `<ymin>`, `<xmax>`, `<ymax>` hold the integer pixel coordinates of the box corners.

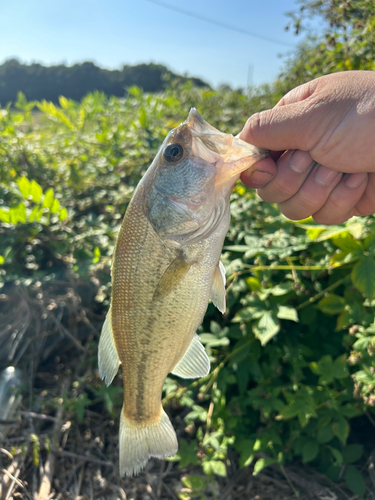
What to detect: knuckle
<box><xmin>258</xmin><ymin>180</ymin><xmax>294</xmax><ymax>203</ymax></box>
<box><xmin>297</xmin><ymin>191</ymin><xmax>325</xmax><ymax>212</ymax></box>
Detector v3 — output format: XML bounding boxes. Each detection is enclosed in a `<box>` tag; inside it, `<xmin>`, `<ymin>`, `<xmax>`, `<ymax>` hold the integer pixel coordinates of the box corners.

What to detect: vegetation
<box><xmin>277</xmin><ymin>0</ymin><xmax>375</xmax><ymax>94</ymax></box>
<box><xmin>0</xmin><ymin>83</ymin><xmax>374</xmax><ymax>498</ymax></box>
<box><xmin>1</xmin><ymin>1</ymin><xmax>375</xmax><ymax>498</ymax></box>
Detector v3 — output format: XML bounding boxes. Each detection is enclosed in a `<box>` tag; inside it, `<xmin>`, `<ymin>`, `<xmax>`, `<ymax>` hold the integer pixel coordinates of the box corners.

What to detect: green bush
<box><xmin>0</xmin><ymin>86</ymin><xmax>373</xmax><ymax>497</ymax></box>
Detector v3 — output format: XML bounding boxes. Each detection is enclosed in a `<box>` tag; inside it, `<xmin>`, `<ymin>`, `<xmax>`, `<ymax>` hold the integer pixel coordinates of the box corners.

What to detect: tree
<box><xmin>0</xmin><ymin>60</ymin><xmax>208</xmax><ymax>106</ymax></box>
<box><xmin>276</xmin><ymin>0</ymin><xmax>375</xmax><ymax>93</ymax></box>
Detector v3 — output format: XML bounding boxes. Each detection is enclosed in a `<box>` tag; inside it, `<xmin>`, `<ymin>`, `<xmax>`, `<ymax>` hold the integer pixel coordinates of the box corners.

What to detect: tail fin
<box><xmin>119</xmin><ymin>407</ymin><xmax>178</xmax><ymax>476</ymax></box>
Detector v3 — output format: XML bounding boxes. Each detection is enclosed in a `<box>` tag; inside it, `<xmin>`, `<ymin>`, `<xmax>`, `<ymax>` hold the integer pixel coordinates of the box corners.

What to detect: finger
<box><xmin>280</xmin><ymin>164</ymin><xmax>343</xmax><ymax>220</ymax></box>
<box><xmin>238</xmin><ymin>80</ymin><xmax>320</xmax><ymax>152</ymax></box>
<box><xmin>239</xmin><ymin>104</ymin><xmax>314</xmax><ymax>152</ymax></box>
<box><xmin>354</xmin><ymin>173</ymin><xmax>375</xmax><ymax>216</ymax></box>
<box><xmin>256</xmin><ymin>150</ymin><xmax>316</xmax><ymax>203</ymax></box>
<box><xmin>312</xmin><ymin>173</ymin><xmax>368</xmax><ymax>224</ymax></box>
<box><xmin>241</xmin><ymin>157</ymin><xmax>277</xmax><ymax>188</ymax></box>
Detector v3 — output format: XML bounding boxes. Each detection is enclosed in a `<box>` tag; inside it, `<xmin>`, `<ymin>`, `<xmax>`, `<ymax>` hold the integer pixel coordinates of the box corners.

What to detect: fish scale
<box><xmin>98</xmin><ymin>108</ymin><xmax>268</xmax><ymax>476</ymax></box>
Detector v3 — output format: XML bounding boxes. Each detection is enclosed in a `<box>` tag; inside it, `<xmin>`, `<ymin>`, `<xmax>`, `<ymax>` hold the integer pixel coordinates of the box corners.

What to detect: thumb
<box><xmin>239</xmin><ymin>82</ymin><xmax>318</xmax><ymax>151</ymax></box>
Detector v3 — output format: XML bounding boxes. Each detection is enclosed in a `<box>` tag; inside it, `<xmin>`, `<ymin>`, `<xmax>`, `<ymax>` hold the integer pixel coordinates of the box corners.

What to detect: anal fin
<box><xmin>98</xmin><ymin>306</ymin><xmax>120</xmax><ymax>386</ymax></box>
<box><xmin>171</xmin><ymin>334</ymin><xmax>210</xmax><ymax>379</ymax></box>
<box><xmin>210</xmin><ymin>260</ymin><xmax>226</xmax><ymax>313</ymax></box>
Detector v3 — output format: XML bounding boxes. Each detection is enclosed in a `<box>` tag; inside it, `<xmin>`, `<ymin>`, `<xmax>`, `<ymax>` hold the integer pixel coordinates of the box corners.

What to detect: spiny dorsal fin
<box><xmin>153</xmin><ymin>253</ymin><xmax>191</xmax><ymax>302</ymax></box>
<box><xmin>210</xmin><ymin>261</ymin><xmax>226</xmax><ymax>313</ymax></box>
<box><xmin>171</xmin><ymin>334</ymin><xmax>210</xmax><ymax>379</ymax></box>
<box><xmin>98</xmin><ymin>306</ymin><xmax>120</xmax><ymax>386</ymax></box>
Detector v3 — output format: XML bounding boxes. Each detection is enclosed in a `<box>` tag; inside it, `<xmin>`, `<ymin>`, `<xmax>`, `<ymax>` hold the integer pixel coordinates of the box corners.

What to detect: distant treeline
<box><xmin>0</xmin><ymin>59</ymin><xmax>208</xmax><ymax>105</ymax></box>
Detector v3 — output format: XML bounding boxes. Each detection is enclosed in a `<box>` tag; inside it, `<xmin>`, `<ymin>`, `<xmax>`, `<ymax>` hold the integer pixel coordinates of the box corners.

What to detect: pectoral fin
<box><xmin>210</xmin><ymin>261</ymin><xmax>226</xmax><ymax>313</ymax></box>
<box><xmin>98</xmin><ymin>306</ymin><xmax>120</xmax><ymax>386</ymax></box>
<box><xmin>153</xmin><ymin>253</ymin><xmax>191</xmax><ymax>302</ymax></box>
<box><xmin>171</xmin><ymin>334</ymin><xmax>210</xmax><ymax>379</ymax></box>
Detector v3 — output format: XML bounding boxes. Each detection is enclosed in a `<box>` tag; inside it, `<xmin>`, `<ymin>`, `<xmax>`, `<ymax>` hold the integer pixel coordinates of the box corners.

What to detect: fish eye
<box><xmin>163</xmin><ymin>143</ymin><xmax>183</xmax><ymax>162</ymax></box>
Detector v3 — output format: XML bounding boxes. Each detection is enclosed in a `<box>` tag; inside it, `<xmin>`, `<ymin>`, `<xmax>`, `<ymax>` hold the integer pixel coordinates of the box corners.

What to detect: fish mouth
<box><xmin>185</xmin><ymin>108</ymin><xmax>269</xmax><ymax>179</ymax></box>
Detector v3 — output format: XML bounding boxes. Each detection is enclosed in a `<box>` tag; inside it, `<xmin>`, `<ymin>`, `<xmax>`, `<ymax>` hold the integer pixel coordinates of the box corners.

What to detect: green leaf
<box><xmin>253</xmin><ymin>457</ymin><xmax>277</xmax><ymax>475</ymax></box>
<box><xmin>277</xmin><ymin>305</ymin><xmax>298</xmax><ymax>322</ymax></box>
<box><xmin>310</xmin><ymin>354</ymin><xmax>349</xmax><ymax>384</ymax></box>
<box><xmin>277</xmin><ymin>389</ymin><xmax>317</xmax><ymax>427</ymax></box>
<box><xmin>223</xmin><ymin>245</ymin><xmax>249</xmax><ymax>252</ymax></box>
<box><xmin>332</xmin><ymin>417</ymin><xmax>350</xmax><ymax>445</ymax></box>
<box><xmin>0</xmin><ymin>209</ymin><xmax>10</xmax><ymax>223</ymax></box>
<box><xmin>50</xmin><ymin>198</ymin><xmax>60</xmax><ymax>214</ymax></box>
<box><xmin>93</xmin><ymin>246</ymin><xmax>101</xmax><ymax>264</ymax></box>
<box><xmin>326</xmin><ymin>465</ymin><xmax>341</xmax><ymax>482</ymax></box>
<box><xmin>186</xmin><ymin>405</ymin><xmax>208</xmax><ymax>422</ymax></box>
<box><xmin>344</xmin><ymin>466</ymin><xmax>366</xmax><ymax>497</ymax></box>
<box><xmin>236</xmin><ymin>439</ymin><xmax>255</xmax><ymax>468</ymax></box>
<box><xmin>29</xmin><ymin>206</ymin><xmax>39</xmax><ymax>223</ymax></box>
<box><xmin>43</xmin><ymin>188</ymin><xmax>54</xmax><ymax>208</ymax></box>
<box><xmin>333</xmin><ymin>236</ymin><xmax>363</xmax><ymax>253</ymax></box>
<box><xmin>306</xmin><ymin>227</ymin><xmax>324</xmax><ymax>240</ymax></box>
<box><xmin>30</xmin><ymin>180</ymin><xmax>43</xmax><ymax>203</ymax></box>
<box><xmin>15</xmin><ymin>91</ymin><xmax>35</xmax><ymax>111</ymax></box>
<box><xmin>199</xmin><ymin>333</ymin><xmax>229</xmax><ymax>347</ymax></box>
<box><xmin>17</xmin><ymin>177</ymin><xmax>31</xmax><ymax>198</ymax></box>
<box><xmin>59</xmin><ymin>207</ymin><xmax>68</xmax><ymax>221</ymax></box>
<box><xmin>37</xmin><ymin>100</ymin><xmax>75</xmax><ymax>129</ymax></box>
<box><xmin>210</xmin><ymin>460</ymin><xmax>226</xmax><ymax>477</ymax></box>
<box><xmin>245</xmin><ymin>276</ymin><xmax>262</xmax><ymax>291</ymax></box>
<box><xmin>127</xmin><ymin>85</ymin><xmax>142</xmax><ymax>97</ymax></box>
<box><xmin>332</xmin><ymin>354</ymin><xmax>349</xmax><ymax>379</ymax></box>
<box><xmin>253</xmin><ymin>310</ymin><xmax>280</xmax><ymax>346</ymax></box>
<box><xmin>181</xmin><ymin>475</ymin><xmax>206</xmax><ymax>491</ymax></box>
<box><xmin>167</xmin><ymin>439</ymin><xmax>198</xmax><ymax>467</ymax></box>
<box><xmin>0</xmin><ymin>256</ymin><xmax>4</xmax><ymax>265</ymax></box>
<box><xmin>210</xmin><ymin>321</ymin><xmax>221</xmax><ymax>335</ymax></box>
<box><xmin>328</xmin><ymin>446</ymin><xmax>343</xmax><ymax>465</ymax></box>
<box><xmin>317</xmin><ymin>294</ymin><xmax>346</xmax><ymax>315</ymax></box>
<box><xmin>315</xmin><ymin>226</ymin><xmax>350</xmax><ymax>241</ymax></box>
<box><xmin>10</xmin><ymin>203</ymin><xmax>27</xmax><ymax>225</ymax></box>
<box><xmin>342</xmin><ymin>444</ymin><xmax>363</xmax><ymax>464</ymax></box>
<box><xmin>59</xmin><ymin>95</ymin><xmax>69</xmax><ymax>109</ymax></box>
<box><xmin>302</xmin><ymin>440</ymin><xmax>319</xmax><ymax>463</ymax></box>
<box><xmin>317</xmin><ymin>425</ymin><xmax>334</xmax><ymax>444</ymax></box>
<box><xmin>269</xmin><ymin>283</ymin><xmax>293</xmax><ymax>296</ymax></box>
<box><xmin>351</xmin><ymin>255</ymin><xmax>375</xmax><ymax>298</ymax></box>
<box><xmin>353</xmin><ymin>337</ymin><xmax>370</xmax><ymax>351</ymax></box>
<box><xmin>139</xmin><ymin>107</ymin><xmax>149</xmax><ymax>128</ymax></box>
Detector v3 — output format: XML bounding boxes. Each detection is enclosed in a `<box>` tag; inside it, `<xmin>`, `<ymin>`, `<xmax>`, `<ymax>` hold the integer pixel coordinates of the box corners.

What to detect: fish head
<box><xmin>143</xmin><ymin>108</ymin><xmax>268</xmax><ymax>246</ymax></box>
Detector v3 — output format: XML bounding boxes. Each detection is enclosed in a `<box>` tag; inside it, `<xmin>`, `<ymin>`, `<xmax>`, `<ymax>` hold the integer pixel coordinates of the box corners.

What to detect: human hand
<box><xmin>239</xmin><ymin>71</ymin><xmax>375</xmax><ymax>224</ymax></box>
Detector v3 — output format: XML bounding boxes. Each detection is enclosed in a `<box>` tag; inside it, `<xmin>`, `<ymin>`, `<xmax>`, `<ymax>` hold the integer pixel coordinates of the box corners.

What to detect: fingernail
<box><xmin>289</xmin><ymin>150</ymin><xmax>315</xmax><ymax>173</ymax></box>
<box><xmin>345</xmin><ymin>172</ymin><xmax>366</xmax><ymax>189</ymax></box>
<box><xmin>314</xmin><ymin>165</ymin><xmax>341</xmax><ymax>186</ymax></box>
<box><xmin>250</xmin><ymin>171</ymin><xmax>273</xmax><ymax>186</ymax></box>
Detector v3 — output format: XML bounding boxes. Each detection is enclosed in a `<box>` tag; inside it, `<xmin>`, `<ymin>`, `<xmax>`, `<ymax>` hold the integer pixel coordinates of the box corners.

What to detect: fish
<box><xmin>98</xmin><ymin>108</ymin><xmax>268</xmax><ymax>476</ymax></box>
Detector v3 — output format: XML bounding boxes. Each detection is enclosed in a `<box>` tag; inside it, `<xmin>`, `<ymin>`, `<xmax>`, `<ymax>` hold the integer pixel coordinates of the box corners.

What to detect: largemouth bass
<box><xmin>98</xmin><ymin>109</ymin><xmax>268</xmax><ymax>476</ymax></box>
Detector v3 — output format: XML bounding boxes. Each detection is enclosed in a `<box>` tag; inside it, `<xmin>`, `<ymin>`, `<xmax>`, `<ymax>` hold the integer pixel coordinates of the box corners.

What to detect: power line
<box><xmin>142</xmin><ymin>0</ymin><xmax>296</xmax><ymax>48</ymax></box>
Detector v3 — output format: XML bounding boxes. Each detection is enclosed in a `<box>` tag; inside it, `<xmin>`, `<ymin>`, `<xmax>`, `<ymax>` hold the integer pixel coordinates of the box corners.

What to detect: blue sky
<box><xmin>0</xmin><ymin>0</ymin><xmax>313</xmax><ymax>88</ymax></box>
